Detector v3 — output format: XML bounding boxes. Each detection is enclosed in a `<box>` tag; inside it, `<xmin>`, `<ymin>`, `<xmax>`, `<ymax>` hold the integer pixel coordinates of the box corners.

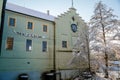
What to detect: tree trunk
<box><xmin>102</xmin><ymin>25</ymin><xmax>108</xmax><ymax>78</ymax></box>
<box><xmin>104</xmin><ymin>52</ymin><xmax>108</xmax><ymax>78</ymax></box>
<box><xmin>100</xmin><ymin>4</ymin><xmax>109</xmax><ymax>77</ymax></box>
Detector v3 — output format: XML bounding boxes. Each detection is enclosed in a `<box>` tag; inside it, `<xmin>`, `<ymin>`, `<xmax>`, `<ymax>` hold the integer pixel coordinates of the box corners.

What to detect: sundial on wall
<box><xmin>71</xmin><ymin>23</ymin><xmax>77</xmax><ymax>32</ymax></box>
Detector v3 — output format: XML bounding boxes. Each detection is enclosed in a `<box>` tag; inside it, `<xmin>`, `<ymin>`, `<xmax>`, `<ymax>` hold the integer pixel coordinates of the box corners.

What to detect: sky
<box><xmin>7</xmin><ymin>0</ymin><xmax>120</xmax><ymax>22</ymax></box>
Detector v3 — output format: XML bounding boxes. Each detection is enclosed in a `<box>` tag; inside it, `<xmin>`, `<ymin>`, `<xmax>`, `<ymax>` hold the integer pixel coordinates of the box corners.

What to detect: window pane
<box><xmin>42</xmin><ymin>41</ymin><xmax>47</xmax><ymax>52</ymax></box>
<box><xmin>43</xmin><ymin>25</ymin><xmax>47</xmax><ymax>32</ymax></box>
<box><xmin>27</xmin><ymin>22</ymin><xmax>33</xmax><ymax>29</ymax></box>
<box><xmin>6</xmin><ymin>37</ymin><xmax>14</xmax><ymax>50</ymax></box>
<box><xmin>26</xmin><ymin>39</ymin><xmax>32</xmax><ymax>51</ymax></box>
<box><xmin>62</xmin><ymin>41</ymin><xmax>67</xmax><ymax>48</ymax></box>
<box><xmin>9</xmin><ymin>18</ymin><xmax>15</xmax><ymax>26</ymax></box>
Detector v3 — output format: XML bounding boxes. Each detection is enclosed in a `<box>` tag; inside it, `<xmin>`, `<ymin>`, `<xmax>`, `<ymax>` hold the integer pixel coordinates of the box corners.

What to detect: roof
<box><xmin>6</xmin><ymin>3</ymin><xmax>55</xmax><ymax>21</ymax></box>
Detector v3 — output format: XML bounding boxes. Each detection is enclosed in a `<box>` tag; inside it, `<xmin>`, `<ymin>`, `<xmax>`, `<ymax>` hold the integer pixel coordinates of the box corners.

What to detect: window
<box><xmin>62</xmin><ymin>41</ymin><xmax>67</xmax><ymax>48</ymax></box>
<box><xmin>42</xmin><ymin>41</ymin><xmax>47</xmax><ymax>52</ymax></box>
<box><xmin>6</xmin><ymin>37</ymin><xmax>14</xmax><ymax>50</ymax></box>
<box><xmin>43</xmin><ymin>25</ymin><xmax>47</xmax><ymax>32</ymax></box>
<box><xmin>27</xmin><ymin>22</ymin><xmax>33</xmax><ymax>29</ymax></box>
<box><xmin>9</xmin><ymin>17</ymin><xmax>15</xmax><ymax>26</ymax></box>
<box><xmin>26</xmin><ymin>39</ymin><xmax>32</xmax><ymax>51</ymax></box>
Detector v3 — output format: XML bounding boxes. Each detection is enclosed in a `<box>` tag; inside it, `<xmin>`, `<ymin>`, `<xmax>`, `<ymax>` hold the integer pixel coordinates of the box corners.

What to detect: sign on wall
<box><xmin>13</xmin><ymin>30</ymin><xmax>46</xmax><ymax>39</ymax></box>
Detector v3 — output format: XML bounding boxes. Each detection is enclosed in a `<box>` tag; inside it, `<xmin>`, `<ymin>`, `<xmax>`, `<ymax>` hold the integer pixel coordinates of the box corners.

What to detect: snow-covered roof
<box><xmin>6</xmin><ymin>3</ymin><xmax>55</xmax><ymax>22</ymax></box>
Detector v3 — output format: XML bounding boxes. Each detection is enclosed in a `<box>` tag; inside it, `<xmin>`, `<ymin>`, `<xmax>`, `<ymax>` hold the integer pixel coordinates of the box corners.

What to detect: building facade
<box><xmin>0</xmin><ymin>3</ymin><xmax>88</xmax><ymax>80</ymax></box>
<box><xmin>55</xmin><ymin>8</ymin><xmax>89</xmax><ymax>79</ymax></box>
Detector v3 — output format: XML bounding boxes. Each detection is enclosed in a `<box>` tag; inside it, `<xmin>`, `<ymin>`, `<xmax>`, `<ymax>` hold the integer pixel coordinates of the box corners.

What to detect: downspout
<box><xmin>53</xmin><ymin>22</ymin><xmax>56</xmax><ymax>80</ymax></box>
<box><xmin>0</xmin><ymin>0</ymin><xmax>7</xmax><ymax>54</ymax></box>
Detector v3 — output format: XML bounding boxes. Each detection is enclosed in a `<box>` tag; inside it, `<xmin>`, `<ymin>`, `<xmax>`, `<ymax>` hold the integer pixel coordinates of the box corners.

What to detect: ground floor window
<box><xmin>26</xmin><ymin>39</ymin><xmax>32</xmax><ymax>51</ymax></box>
<box><xmin>62</xmin><ymin>41</ymin><xmax>67</xmax><ymax>48</ymax></box>
<box><xmin>42</xmin><ymin>41</ymin><xmax>47</xmax><ymax>52</ymax></box>
<box><xmin>6</xmin><ymin>37</ymin><xmax>14</xmax><ymax>50</ymax></box>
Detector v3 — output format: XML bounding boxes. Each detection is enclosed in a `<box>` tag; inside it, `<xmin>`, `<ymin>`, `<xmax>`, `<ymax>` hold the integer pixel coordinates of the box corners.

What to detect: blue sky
<box><xmin>7</xmin><ymin>0</ymin><xmax>120</xmax><ymax>22</ymax></box>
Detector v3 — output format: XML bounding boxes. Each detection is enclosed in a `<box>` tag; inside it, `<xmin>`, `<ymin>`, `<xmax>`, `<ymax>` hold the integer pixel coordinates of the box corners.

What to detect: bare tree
<box><xmin>89</xmin><ymin>1</ymin><xmax>119</xmax><ymax>78</ymax></box>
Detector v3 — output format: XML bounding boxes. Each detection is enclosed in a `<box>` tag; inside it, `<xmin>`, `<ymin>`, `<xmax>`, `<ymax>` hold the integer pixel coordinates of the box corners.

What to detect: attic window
<box><xmin>72</xmin><ymin>16</ymin><xmax>75</xmax><ymax>21</ymax></box>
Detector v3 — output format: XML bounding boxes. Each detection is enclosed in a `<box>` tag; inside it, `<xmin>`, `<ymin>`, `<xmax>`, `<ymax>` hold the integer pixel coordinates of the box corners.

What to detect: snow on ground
<box><xmin>94</xmin><ymin>71</ymin><xmax>119</xmax><ymax>80</ymax></box>
<box><xmin>93</xmin><ymin>73</ymin><xmax>111</xmax><ymax>80</ymax></box>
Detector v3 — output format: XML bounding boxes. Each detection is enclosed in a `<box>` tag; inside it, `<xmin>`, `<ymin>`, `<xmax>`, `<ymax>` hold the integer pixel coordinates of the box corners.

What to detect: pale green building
<box><xmin>0</xmin><ymin>2</ymin><xmax>88</xmax><ymax>80</ymax></box>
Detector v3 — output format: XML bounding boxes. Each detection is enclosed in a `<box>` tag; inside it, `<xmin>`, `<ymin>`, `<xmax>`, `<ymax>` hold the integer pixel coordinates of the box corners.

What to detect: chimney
<box><xmin>47</xmin><ymin>10</ymin><xmax>50</xmax><ymax>15</ymax></box>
